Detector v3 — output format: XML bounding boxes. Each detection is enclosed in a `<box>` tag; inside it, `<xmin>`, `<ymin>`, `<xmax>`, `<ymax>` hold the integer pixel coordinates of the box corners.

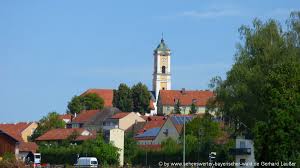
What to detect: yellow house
<box><xmin>103</xmin><ymin>112</ymin><xmax>145</xmax><ymax>131</ymax></box>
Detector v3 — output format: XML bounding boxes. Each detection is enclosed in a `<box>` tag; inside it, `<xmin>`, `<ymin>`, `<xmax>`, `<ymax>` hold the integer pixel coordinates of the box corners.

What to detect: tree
<box><xmin>190</xmin><ymin>102</ymin><xmax>197</xmax><ymax>114</ymax></box>
<box><xmin>185</xmin><ymin>114</ymin><xmax>232</xmax><ymax>162</ymax></box>
<box><xmin>161</xmin><ymin>137</ymin><xmax>181</xmax><ymax>155</ymax></box>
<box><xmin>81</xmin><ymin>135</ymin><xmax>119</xmax><ymax>165</ymax></box>
<box><xmin>113</xmin><ymin>83</ymin><xmax>133</xmax><ymax>112</ymax></box>
<box><xmin>39</xmin><ymin>135</ymin><xmax>119</xmax><ymax>165</ymax></box>
<box><xmin>209</xmin><ymin>13</ymin><xmax>300</xmax><ymax>163</ymax></box>
<box><xmin>174</xmin><ymin>100</ymin><xmax>181</xmax><ymax>114</ymax></box>
<box><xmin>67</xmin><ymin>93</ymin><xmax>104</xmax><ymax>115</ymax></box>
<box><xmin>131</xmin><ymin>82</ymin><xmax>151</xmax><ymax>114</ymax></box>
<box><xmin>31</xmin><ymin>112</ymin><xmax>65</xmax><ymax>140</ymax></box>
<box><xmin>124</xmin><ymin>132</ymin><xmax>138</xmax><ymax>164</ymax></box>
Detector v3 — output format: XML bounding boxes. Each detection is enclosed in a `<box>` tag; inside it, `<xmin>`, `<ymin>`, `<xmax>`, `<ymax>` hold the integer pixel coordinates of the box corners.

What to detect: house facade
<box><xmin>0</xmin><ymin>130</ymin><xmax>19</xmax><ymax>157</ymax></box>
<box><xmin>104</xmin><ymin>128</ymin><xmax>124</xmax><ymax>167</ymax></box>
<box><xmin>230</xmin><ymin>135</ymin><xmax>256</xmax><ymax>168</ymax></box>
<box><xmin>154</xmin><ymin>115</ymin><xmax>194</xmax><ymax>144</ymax></box>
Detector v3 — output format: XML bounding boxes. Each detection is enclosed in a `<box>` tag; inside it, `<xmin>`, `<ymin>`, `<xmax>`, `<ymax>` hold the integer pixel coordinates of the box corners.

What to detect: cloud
<box><xmin>181</xmin><ymin>9</ymin><xmax>241</xmax><ymax>18</ymax></box>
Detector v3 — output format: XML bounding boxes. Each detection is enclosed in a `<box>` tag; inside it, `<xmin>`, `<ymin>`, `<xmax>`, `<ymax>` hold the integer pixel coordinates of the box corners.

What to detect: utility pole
<box><xmin>183</xmin><ymin>107</ymin><xmax>186</xmax><ymax>168</ymax></box>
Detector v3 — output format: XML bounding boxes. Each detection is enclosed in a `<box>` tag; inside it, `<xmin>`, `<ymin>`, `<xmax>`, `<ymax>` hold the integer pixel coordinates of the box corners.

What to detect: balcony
<box><xmin>229</xmin><ymin>148</ymin><xmax>251</xmax><ymax>155</ymax></box>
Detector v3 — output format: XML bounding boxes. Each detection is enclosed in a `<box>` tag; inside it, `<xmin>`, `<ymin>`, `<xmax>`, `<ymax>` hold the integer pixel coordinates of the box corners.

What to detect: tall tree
<box><xmin>209</xmin><ymin>13</ymin><xmax>300</xmax><ymax>163</ymax></box>
<box><xmin>190</xmin><ymin>102</ymin><xmax>197</xmax><ymax>114</ymax></box>
<box><xmin>131</xmin><ymin>82</ymin><xmax>151</xmax><ymax>114</ymax></box>
<box><xmin>113</xmin><ymin>83</ymin><xmax>133</xmax><ymax>112</ymax></box>
<box><xmin>174</xmin><ymin>100</ymin><xmax>181</xmax><ymax>114</ymax></box>
<box><xmin>31</xmin><ymin>112</ymin><xmax>66</xmax><ymax>140</ymax></box>
<box><xmin>67</xmin><ymin>93</ymin><xmax>104</xmax><ymax>115</ymax></box>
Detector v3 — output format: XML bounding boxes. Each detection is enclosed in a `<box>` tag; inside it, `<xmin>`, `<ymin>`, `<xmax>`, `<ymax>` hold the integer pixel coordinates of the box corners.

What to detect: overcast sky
<box><xmin>0</xmin><ymin>0</ymin><xmax>299</xmax><ymax>122</ymax></box>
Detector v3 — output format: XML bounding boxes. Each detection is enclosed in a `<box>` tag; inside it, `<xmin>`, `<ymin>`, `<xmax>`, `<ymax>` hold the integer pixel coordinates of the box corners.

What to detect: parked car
<box><xmin>33</xmin><ymin>153</ymin><xmax>41</xmax><ymax>168</ymax></box>
<box><xmin>75</xmin><ymin>157</ymin><xmax>98</xmax><ymax>168</ymax></box>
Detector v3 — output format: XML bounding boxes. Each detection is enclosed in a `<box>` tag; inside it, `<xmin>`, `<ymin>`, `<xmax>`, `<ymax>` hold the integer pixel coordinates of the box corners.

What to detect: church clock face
<box><xmin>162</xmin><ymin>57</ymin><xmax>167</xmax><ymax>63</ymax></box>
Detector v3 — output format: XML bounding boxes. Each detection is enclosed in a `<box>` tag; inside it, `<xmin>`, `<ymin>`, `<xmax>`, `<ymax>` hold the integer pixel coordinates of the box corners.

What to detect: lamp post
<box><xmin>182</xmin><ymin>106</ymin><xmax>186</xmax><ymax>168</ymax></box>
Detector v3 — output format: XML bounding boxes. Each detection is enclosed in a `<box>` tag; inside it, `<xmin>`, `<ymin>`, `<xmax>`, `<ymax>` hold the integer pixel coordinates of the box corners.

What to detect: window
<box><xmin>162</xmin><ymin>87</ymin><xmax>165</xmax><ymax>90</ymax></box>
<box><xmin>162</xmin><ymin>66</ymin><xmax>166</xmax><ymax>73</ymax></box>
<box><xmin>240</xmin><ymin>141</ymin><xmax>246</xmax><ymax>148</ymax></box>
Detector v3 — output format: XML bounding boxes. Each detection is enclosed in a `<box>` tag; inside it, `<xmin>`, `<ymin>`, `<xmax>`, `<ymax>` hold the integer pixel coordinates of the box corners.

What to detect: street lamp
<box><xmin>182</xmin><ymin>106</ymin><xmax>186</xmax><ymax>168</ymax></box>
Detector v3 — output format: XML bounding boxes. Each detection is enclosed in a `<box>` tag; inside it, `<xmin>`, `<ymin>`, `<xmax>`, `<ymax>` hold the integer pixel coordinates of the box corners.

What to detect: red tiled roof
<box><xmin>35</xmin><ymin>128</ymin><xmax>93</xmax><ymax>141</ymax></box>
<box><xmin>159</xmin><ymin>90</ymin><xmax>214</xmax><ymax>106</ymax></box>
<box><xmin>138</xmin><ymin>144</ymin><xmax>161</xmax><ymax>151</ymax></box>
<box><xmin>72</xmin><ymin>110</ymin><xmax>100</xmax><ymax>123</ymax></box>
<box><xmin>81</xmin><ymin>89</ymin><xmax>114</xmax><ymax>107</ymax></box>
<box><xmin>0</xmin><ymin>122</ymin><xmax>33</xmax><ymax>142</ymax></box>
<box><xmin>19</xmin><ymin>142</ymin><xmax>38</xmax><ymax>153</ymax></box>
<box><xmin>137</xmin><ymin>116</ymin><xmax>167</xmax><ymax>134</ymax></box>
<box><xmin>59</xmin><ymin>114</ymin><xmax>73</xmax><ymax>121</ymax></box>
<box><xmin>110</xmin><ymin>112</ymin><xmax>130</xmax><ymax>119</ymax></box>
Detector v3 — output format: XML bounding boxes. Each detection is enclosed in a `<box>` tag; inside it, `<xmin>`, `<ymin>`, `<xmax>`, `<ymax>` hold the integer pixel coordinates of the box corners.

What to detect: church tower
<box><xmin>153</xmin><ymin>38</ymin><xmax>171</xmax><ymax>99</ymax></box>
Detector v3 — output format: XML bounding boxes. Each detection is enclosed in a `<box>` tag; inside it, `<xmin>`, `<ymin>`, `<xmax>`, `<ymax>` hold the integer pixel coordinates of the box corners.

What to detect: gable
<box><xmin>154</xmin><ymin>118</ymin><xmax>180</xmax><ymax>144</ymax></box>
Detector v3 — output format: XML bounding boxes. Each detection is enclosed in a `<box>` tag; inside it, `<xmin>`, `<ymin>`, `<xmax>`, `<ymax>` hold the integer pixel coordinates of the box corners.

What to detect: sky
<box><xmin>0</xmin><ymin>0</ymin><xmax>299</xmax><ymax>122</ymax></box>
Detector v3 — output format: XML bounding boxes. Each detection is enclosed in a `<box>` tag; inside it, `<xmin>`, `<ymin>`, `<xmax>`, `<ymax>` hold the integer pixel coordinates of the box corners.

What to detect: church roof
<box><xmin>155</xmin><ymin>38</ymin><xmax>170</xmax><ymax>53</ymax></box>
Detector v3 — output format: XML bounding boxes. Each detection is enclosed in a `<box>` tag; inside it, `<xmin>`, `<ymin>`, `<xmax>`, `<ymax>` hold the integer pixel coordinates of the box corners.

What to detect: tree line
<box><xmin>208</xmin><ymin>12</ymin><xmax>300</xmax><ymax>163</ymax></box>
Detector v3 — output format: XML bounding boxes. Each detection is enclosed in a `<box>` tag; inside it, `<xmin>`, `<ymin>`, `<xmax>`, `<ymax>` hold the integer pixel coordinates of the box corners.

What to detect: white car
<box><xmin>75</xmin><ymin>157</ymin><xmax>98</xmax><ymax>168</ymax></box>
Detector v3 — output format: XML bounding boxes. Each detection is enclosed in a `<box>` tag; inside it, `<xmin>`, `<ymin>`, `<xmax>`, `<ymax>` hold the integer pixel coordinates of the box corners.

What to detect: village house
<box><xmin>230</xmin><ymin>133</ymin><xmax>256</xmax><ymax>168</ymax></box>
<box><xmin>157</xmin><ymin>89</ymin><xmax>214</xmax><ymax>115</ymax></box>
<box><xmin>35</xmin><ymin>128</ymin><xmax>96</xmax><ymax>144</ymax></box>
<box><xmin>68</xmin><ymin>107</ymin><xmax>121</xmax><ymax>131</ymax></box>
<box><xmin>0</xmin><ymin>122</ymin><xmax>38</xmax><ymax>161</ymax></box>
<box><xmin>58</xmin><ymin>114</ymin><xmax>73</xmax><ymax>123</ymax></box>
<box><xmin>153</xmin><ymin>115</ymin><xmax>194</xmax><ymax>144</ymax></box>
<box><xmin>103</xmin><ymin>112</ymin><xmax>145</xmax><ymax>131</ymax></box>
<box><xmin>0</xmin><ymin>130</ymin><xmax>19</xmax><ymax>158</ymax></box>
<box><xmin>134</xmin><ymin>116</ymin><xmax>167</xmax><ymax>146</ymax></box>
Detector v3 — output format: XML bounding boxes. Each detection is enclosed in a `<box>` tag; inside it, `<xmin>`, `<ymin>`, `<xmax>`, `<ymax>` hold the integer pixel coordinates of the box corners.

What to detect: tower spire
<box><xmin>161</xmin><ymin>32</ymin><xmax>164</xmax><ymax>42</ymax></box>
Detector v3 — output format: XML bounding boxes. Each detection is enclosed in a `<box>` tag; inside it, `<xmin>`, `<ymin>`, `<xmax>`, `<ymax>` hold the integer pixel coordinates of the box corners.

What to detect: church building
<box><xmin>152</xmin><ymin>38</ymin><xmax>172</xmax><ymax>99</ymax></box>
<box><xmin>80</xmin><ymin>37</ymin><xmax>214</xmax><ymax>116</ymax></box>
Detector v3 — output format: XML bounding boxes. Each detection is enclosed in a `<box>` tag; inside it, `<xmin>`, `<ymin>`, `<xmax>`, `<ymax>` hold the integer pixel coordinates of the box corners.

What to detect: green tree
<box><xmin>174</xmin><ymin>100</ymin><xmax>181</xmax><ymax>114</ymax></box>
<box><xmin>39</xmin><ymin>135</ymin><xmax>119</xmax><ymax>165</ymax></box>
<box><xmin>81</xmin><ymin>135</ymin><xmax>119</xmax><ymax>165</ymax></box>
<box><xmin>161</xmin><ymin>137</ymin><xmax>181</xmax><ymax>154</ymax></box>
<box><xmin>67</xmin><ymin>93</ymin><xmax>104</xmax><ymax>115</ymax></box>
<box><xmin>209</xmin><ymin>13</ymin><xmax>300</xmax><ymax>163</ymax></box>
<box><xmin>113</xmin><ymin>83</ymin><xmax>133</xmax><ymax>112</ymax></box>
<box><xmin>131</xmin><ymin>82</ymin><xmax>151</xmax><ymax>114</ymax></box>
<box><xmin>184</xmin><ymin>114</ymin><xmax>232</xmax><ymax>162</ymax></box>
<box><xmin>124</xmin><ymin>132</ymin><xmax>138</xmax><ymax>164</ymax></box>
<box><xmin>31</xmin><ymin>112</ymin><xmax>66</xmax><ymax>140</ymax></box>
<box><xmin>190</xmin><ymin>102</ymin><xmax>197</xmax><ymax>114</ymax></box>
